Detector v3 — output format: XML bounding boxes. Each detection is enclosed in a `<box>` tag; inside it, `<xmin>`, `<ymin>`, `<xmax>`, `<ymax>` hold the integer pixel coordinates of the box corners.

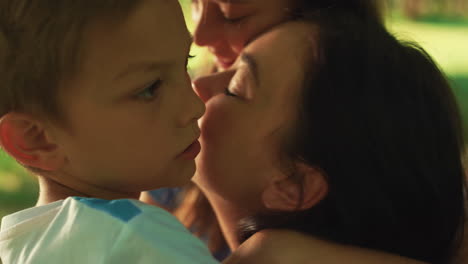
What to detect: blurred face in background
<box><xmin>191</xmin><ymin>0</ymin><xmax>298</xmax><ymax>70</ymax></box>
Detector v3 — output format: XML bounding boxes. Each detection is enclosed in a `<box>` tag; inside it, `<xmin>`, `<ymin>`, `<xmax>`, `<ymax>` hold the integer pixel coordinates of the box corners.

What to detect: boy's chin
<box><xmin>161</xmin><ymin>161</ymin><xmax>196</xmax><ymax>188</ymax></box>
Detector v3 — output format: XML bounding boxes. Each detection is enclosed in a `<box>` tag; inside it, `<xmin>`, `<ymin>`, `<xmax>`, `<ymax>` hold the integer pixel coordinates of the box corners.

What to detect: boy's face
<box><xmin>51</xmin><ymin>0</ymin><xmax>204</xmax><ymax>195</ymax></box>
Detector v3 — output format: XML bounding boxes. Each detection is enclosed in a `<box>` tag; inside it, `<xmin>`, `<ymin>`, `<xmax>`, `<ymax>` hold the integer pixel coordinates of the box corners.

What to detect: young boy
<box><xmin>0</xmin><ymin>0</ymin><xmax>218</xmax><ymax>263</ymax></box>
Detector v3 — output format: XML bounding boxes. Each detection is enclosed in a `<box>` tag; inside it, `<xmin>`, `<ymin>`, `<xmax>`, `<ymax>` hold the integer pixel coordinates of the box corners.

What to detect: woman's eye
<box><xmin>224</xmin><ymin>87</ymin><xmax>237</xmax><ymax>97</ymax></box>
<box><xmin>136</xmin><ymin>79</ymin><xmax>163</xmax><ymax>100</ymax></box>
<box><xmin>224</xmin><ymin>15</ymin><xmax>248</xmax><ymax>24</ymax></box>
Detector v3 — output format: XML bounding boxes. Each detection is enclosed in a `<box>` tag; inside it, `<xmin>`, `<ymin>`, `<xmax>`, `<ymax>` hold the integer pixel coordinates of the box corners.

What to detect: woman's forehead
<box><xmin>216</xmin><ymin>0</ymin><xmax>249</xmax><ymax>3</ymax></box>
<box><xmin>211</xmin><ymin>0</ymin><xmax>251</xmax><ymax>3</ymax></box>
<box><xmin>207</xmin><ymin>0</ymin><xmax>268</xmax><ymax>6</ymax></box>
<box><xmin>245</xmin><ymin>22</ymin><xmax>315</xmax><ymax>60</ymax></box>
<box><xmin>241</xmin><ymin>22</ymin><xmax>315</xmax><ymax>104</ymax></box>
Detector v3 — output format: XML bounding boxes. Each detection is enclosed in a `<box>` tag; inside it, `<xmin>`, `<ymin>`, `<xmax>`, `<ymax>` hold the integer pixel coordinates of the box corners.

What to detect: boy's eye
<box><xmin>136</xmin><ymin>79</ymin><xmax>162</xmax><ymax>100</ymax></box>
<box><xmin>186</xmin><ymin>54</ymin><xmax>196</xmax><ymax>67</ymax></box>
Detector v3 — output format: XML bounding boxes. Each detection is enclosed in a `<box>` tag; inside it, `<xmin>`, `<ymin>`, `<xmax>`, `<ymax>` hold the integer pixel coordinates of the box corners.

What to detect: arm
<box><xmin>454</xmin><ymin>220</ymin><xmax>468</xmax><ymax>264</ymax></box>
<box><xmin>139</xmin><ymin>191</ymin><xmax>162</xmax><ymax>207</ymax></box>
<box><xmin>140</xmin><ymin>189</ymin><xmax>180</xmax><ymax>211</ymax></box>
<box><xmin>223</xmin><ymin>229</ymin><xmax>427</xmax><ymax>264</ymax></box>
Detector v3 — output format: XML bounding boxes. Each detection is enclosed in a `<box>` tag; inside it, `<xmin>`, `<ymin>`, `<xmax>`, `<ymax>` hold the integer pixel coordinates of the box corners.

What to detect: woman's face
<box><xmin>191</xmin><ymin>0</ymin><xmax>297</xmax><ymax>70</ymax></box>
<box><xmin>193</xmin><ymin>22</ymin><xmax>315</xmax><ymax>208</ymax></box>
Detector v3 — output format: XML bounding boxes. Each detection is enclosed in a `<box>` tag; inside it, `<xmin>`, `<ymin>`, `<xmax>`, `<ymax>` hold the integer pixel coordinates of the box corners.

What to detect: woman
<box><xmin>143</xmin><ymin>0</ymin><xmax>466</xmax><ymax>262</ymax></box>
<box><xmin>191</xmin><ymin>9</ymin><xmax>466</xmax><ymax>264</ymax></box>
<box><xmin>144</xmin><ymin>0</ymin><xmax>387</xmax><ymax>246</ymax></box>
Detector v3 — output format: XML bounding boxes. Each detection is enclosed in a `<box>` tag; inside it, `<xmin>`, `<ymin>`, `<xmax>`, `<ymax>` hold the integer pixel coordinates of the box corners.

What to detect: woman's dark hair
<box><xmin>239</xmin><ymin>9</ymin><xmax>467</xmax><ymax>264</ymax></box>
<box><xmin>295</xmin><ymin>0</ymin><xmax>385</xmax><ymax>23</ymax></box>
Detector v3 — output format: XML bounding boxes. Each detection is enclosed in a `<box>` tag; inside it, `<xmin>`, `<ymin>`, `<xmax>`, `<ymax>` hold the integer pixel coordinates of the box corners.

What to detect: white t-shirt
<box><xmin>0</xmin><ymin>197</ymin><xmax>219</xmax><ymax>264</ymax></box>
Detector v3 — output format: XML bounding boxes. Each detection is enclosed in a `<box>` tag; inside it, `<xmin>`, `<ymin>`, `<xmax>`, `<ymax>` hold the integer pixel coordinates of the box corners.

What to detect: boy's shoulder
<box><xmin>66</xmin><ymin>197</ymin><xmax>199</xmax><ymax>237</ymax></box>
<box><xmin>68</xmin><ymin>196</ymin><xmax>154</xmax><ymax>223</ymax></box>
<box><xmin>0</xmin><ymin>197</ymin><xmax>219</xmax><ymax>264</ymax></box>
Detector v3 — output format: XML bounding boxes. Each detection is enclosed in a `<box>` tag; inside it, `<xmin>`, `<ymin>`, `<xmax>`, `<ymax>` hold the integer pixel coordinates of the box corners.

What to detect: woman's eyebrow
<box><xmin>241</xmin><ymin>53</ymin><xmax>259</xmax><ymax>86</ymax></box>
<box><xmin>217</xmin><ymin>0</ymin><xmax>250</xmax><ymax>4</ymax></box>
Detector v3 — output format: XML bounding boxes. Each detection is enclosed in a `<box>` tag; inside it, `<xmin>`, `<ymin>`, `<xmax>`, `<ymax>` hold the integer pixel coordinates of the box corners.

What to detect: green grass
<box><xmin>1</xmin><ymin>16</ymin><xmax>467</xmax><ymax>219</ymax></box>
<box><xmin>451</xmin><ymin>75</ymin><xmax>468</xmax><ymax>134</ymax></box>
<box><xmin>0</xmin><ymin>152</ymin><xmax>38</xmax><ymax>218</ymax></box>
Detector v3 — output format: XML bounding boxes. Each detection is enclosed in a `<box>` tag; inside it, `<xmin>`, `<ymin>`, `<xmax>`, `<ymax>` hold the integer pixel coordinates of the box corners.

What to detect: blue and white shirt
<box><xmin>0</xmin><ymin>197</ymin><xmax>219</xmax><ymax>264</ymax></box>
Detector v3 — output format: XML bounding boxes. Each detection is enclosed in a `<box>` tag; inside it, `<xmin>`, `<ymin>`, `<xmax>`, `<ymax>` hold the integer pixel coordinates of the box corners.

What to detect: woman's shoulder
<box><xmin>223</xmin><ymin>229</ymin><xmax>427</xmax><ymax>264</ymax></box>
<box><xmin>223</xmin><ymin>230</ymin><xmax>312</xmax><ymax>264</ymax></box>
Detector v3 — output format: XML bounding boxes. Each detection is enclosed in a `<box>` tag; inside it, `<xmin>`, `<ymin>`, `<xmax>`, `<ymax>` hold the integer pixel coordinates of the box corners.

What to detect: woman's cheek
<box><xmin>200</xmin><ymin>100</ymin><xmax>233</xmax><ymax>143</ymax></box>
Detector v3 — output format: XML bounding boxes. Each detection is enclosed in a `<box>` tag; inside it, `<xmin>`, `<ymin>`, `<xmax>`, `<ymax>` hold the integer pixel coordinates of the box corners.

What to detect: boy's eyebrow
<box><xmin>115</xmin><ymin>34</ymin><xmax>192</xmax><ymax>81</ymax></box>
<box><xmin>241</xmin><ymin>52</ymin><xmax>259</xmax><ymax>86</ymax></box>
<box><xmin>187</xmin><ymin>34</ymin><xmax>194</xmax><ymax>49</ymax></box>
<box><xmin>114</xmin><ymin>62</ymin><xmax>164</xmax><ymax>81</ymax></box>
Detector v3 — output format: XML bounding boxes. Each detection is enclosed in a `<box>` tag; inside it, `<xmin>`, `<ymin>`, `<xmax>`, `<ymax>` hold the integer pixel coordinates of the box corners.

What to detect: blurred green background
<box><xmin>0</xmin><ymin>0</ymin><xmax>467</xmax><ymax>218</ymax></box>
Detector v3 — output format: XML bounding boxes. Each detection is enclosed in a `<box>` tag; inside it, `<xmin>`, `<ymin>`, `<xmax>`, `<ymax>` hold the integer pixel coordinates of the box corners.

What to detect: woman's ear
<box><xmin>261</xmin><ymin>163</ymin><xmax>328</xmax><ymax>211</ymax></box>
<box><xmin>0</xmin><ymin>112</ymin><xmax>64</xmax><ymax>171</ymax></box>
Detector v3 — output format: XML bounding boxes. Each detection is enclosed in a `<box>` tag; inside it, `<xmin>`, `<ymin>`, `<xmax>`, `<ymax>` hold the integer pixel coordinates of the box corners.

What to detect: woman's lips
<box><xmin>178</xmin><ymin>140</ymin><xmax>201</xmax><ymax>160</ymax></box>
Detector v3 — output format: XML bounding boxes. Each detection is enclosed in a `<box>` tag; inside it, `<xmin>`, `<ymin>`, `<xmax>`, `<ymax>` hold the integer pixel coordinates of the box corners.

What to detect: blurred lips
<box><xmin>215</xmin><ymin>56</ymin><xmax>235</xmax><ymax>70</ymax></box>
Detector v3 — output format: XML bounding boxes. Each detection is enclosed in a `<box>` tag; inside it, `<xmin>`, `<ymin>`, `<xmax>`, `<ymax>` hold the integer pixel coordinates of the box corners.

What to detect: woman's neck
<box><xmin>204</xmin><ymin>191</ymin><xmax>251</xmax><ymax>250</ymax></box>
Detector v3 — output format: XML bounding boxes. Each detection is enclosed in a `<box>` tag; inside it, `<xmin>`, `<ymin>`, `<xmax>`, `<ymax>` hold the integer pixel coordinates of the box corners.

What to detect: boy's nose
<box><xmin>179</xmin><ymin>73</ymin><xmax>206</xmax><ymax>127</ymax></box>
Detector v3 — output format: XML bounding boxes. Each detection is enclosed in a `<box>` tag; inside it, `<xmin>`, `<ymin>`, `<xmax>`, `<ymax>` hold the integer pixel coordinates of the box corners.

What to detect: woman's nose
<box><xmin>193</xmin><ymin>71</ymin><xmax>234</xmax><ymax>103</ymax></box>
<box><xmin>193</xmin><ymin>75</ymin><xmax>216</xmax><ymax>103</ymax></box>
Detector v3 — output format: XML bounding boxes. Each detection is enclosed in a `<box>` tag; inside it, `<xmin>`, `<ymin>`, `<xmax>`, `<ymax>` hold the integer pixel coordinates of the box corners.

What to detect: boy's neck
<box><xmin>36</xmin><ymin>177</ymin><xmax>88</xmax><ymax>206</ymax></box>
<box><xmin>36</xmin><ymin>176</ymin><xmax>140</xmax><ymax>206</ymax></box>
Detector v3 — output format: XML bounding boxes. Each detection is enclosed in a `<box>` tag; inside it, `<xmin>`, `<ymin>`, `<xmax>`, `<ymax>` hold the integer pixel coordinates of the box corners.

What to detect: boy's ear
<box><xmin>0</xmin><ymin>113</ymin><xmax>64</xmax><ymax>171</ymax></box>
<box><xmin>261</xmin><ymin>163</ymin><xmax>328</xmax><ymax>211</ymax></box>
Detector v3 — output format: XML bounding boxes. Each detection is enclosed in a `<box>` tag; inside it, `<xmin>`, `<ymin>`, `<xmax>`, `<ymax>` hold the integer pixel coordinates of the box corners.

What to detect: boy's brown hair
<box><xmin>0</xmin><ymin>1</ymin><xmax>142</xmax><ymax>121</ymax></box>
